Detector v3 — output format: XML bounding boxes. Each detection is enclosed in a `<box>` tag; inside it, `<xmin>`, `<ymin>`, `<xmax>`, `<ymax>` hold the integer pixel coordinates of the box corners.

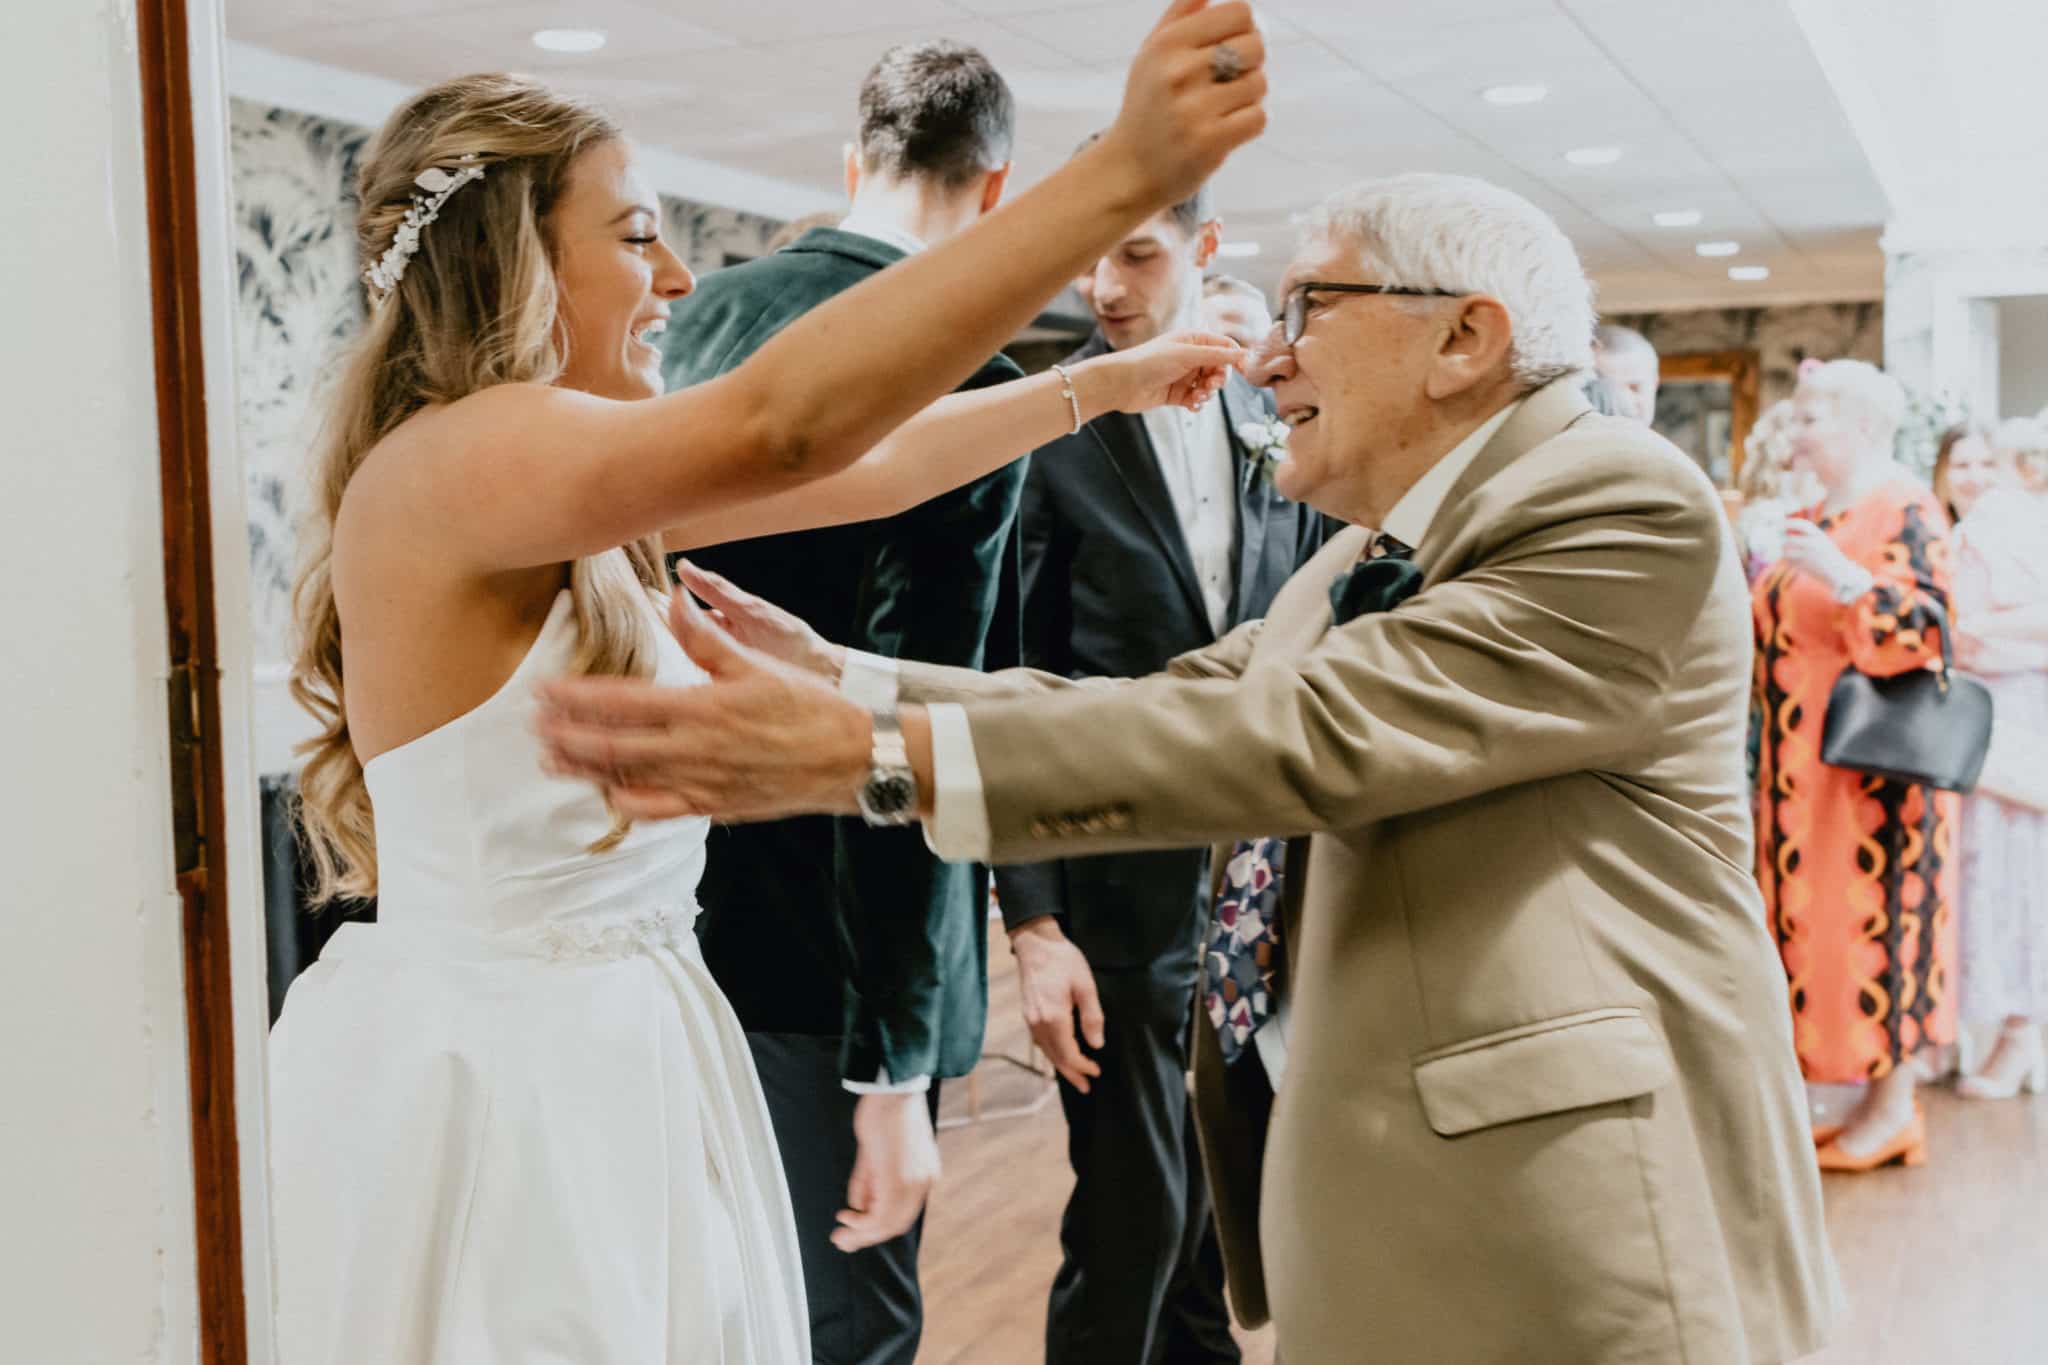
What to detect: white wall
<box><xmin>0</xmin><ymin>0</ymin><xmax>200</xmax><ymax>1360</ymax></box>
<box><xmin>1999</xmin><ymin>295</ymin><xmax>2048</xmax><ymax>419</ymax></box>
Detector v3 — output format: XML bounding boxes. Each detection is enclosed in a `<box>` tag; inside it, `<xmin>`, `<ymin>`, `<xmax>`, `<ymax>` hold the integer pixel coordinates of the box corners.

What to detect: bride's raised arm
<box><xmin>396</xmin><ymin>0</ymin><xmax>1266</xmax><ymax>574</ymax></box>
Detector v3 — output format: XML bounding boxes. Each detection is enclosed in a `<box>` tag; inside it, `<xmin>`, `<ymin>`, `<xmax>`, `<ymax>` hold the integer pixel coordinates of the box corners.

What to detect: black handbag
<box><xmin>1820</xmin><ymin>598</ymin><xmax>1994</xmax><ymax>792</ymax></box>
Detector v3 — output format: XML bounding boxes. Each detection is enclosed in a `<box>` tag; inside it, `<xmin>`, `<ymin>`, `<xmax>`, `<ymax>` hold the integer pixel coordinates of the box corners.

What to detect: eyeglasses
<box><xmin>1280</xmin><ymin>281</ymin><xmax>1467</xmax><ymax>345</ymax></box>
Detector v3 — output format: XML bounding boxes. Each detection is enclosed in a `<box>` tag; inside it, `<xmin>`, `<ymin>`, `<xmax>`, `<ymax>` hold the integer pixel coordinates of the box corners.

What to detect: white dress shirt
<box><xmin>832</xmin><ymin>213</ymin><xmax>926</xmax><ymax>259</ymax></box>
<box><xmin>1143</xmin><ymin>398</ymin><xmax>1238</xmax><ymax>637</ymax></box>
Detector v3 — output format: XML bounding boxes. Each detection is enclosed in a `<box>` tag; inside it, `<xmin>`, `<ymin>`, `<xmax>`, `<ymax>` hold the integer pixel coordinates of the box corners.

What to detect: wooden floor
<box><xmin>917</xmin><ymin>930</ymin><xmax>1276</xmax><ymax>1365</ymax></box>
<box><xmin>914</xmin><ymin>930</ymin><xmax>2046</xmax><ymax>1364</ymax></box>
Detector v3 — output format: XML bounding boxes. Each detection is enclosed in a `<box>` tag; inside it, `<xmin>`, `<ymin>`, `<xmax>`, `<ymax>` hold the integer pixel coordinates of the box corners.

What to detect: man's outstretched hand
<box><xmin>534</xmin><ymin>589</ymin><xmax>873</xmax><ymax>823</ymax></box>
<box><xmin>671</xmin><ymin>560</ymin><xmax>841</xmax><ymax>678</ymax></box>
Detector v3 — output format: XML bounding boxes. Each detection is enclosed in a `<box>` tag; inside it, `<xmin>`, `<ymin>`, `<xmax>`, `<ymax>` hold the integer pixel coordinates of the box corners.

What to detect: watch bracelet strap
<box><xmin>870</xmin><ymin>715</ymin><xmax>910</xmax><ymax>767</ymax></box>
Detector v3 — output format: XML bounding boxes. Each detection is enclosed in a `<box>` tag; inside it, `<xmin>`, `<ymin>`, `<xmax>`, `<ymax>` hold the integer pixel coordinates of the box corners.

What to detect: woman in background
<box><xmin>1733</xmin><ymin>398</ymin><xmax>1823</xmax><ymax>582</ymax></box>
<box><xmin>1950</xmin><ymin>417</ymin><xmax>2048</xmax><ymax>1097</ymax></box>
<box><xmin>1931</xmin><ymin>420</ymin><xmax>1996</xmax><ymax>525</ymax></box>
<box><xmin>1752</xmin><ymin>359</ymin><xmax>1959</xmax><ymax>1171</ymax></box>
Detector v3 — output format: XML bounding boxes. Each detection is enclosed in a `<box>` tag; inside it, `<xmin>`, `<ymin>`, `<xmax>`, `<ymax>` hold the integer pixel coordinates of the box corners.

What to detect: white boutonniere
<box><xmin>1236</xmin><ymin>416</ymin><xmax>1290</xmax><ymax>492</ymax></box>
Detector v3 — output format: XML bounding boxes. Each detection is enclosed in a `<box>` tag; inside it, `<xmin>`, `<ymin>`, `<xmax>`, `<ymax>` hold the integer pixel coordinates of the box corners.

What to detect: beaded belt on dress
<box><xmin>320</xmin><ymin>898</ymin><xmax>702</xmax><ymax>966</ymax></box>
<box><xmin>523</xmin><ymin>903</ymin><xmax>698</xmax><ymax>962</ymax></box>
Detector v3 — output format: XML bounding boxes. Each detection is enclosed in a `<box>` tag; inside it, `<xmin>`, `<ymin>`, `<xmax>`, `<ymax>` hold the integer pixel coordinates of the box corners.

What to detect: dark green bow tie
<box><xmin>1328</xmin><ymin>534</ymin><xmax>1420</xmax><ymax>625</ymax></box>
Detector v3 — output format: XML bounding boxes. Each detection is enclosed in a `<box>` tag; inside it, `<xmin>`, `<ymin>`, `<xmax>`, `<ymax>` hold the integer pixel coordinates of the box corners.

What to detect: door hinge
<box><xmin>167</xmin><ymin>662</ymin><xmax>207</xmax><ymax>878</ymax></box>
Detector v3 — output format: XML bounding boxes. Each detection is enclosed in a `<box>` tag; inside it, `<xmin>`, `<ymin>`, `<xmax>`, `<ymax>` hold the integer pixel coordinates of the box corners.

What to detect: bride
<box><xmin>265</xmin><ymin>1</ymin><xmax>1268</xmax><ymax>1360</ymax></box>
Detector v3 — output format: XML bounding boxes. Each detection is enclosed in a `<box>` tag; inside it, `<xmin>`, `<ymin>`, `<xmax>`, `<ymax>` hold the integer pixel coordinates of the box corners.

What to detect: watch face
<box><xmin>864</xmin><ymin>771</ymin><xmax>917</xmax><ymax>818</ymax></box>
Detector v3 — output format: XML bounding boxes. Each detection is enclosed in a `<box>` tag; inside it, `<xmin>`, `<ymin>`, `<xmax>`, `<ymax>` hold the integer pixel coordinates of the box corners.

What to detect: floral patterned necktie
<box><xmin>1203</xmin><ymin>532</ymin><xmax>1416</xmax><ymax>1065</ymax></box>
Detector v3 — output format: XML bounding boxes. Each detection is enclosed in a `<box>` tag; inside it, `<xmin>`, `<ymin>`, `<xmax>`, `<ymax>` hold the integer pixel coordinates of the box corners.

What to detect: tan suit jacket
<box><xmin>895</xmin><ymin>378</ymin><xmax>1840</xmax><ymax>1363</ymax></box>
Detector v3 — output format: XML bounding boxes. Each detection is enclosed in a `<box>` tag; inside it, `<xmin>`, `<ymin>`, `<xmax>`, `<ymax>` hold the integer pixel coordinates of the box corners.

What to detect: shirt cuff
<box><xmin>842</xmin><ymin>1069</ymin><xmax>932</xmax><ymax>1096</ymax></box>
<box><xmin>839</xmin><ymin>649</ymin><xmax>901</xmax><ymax>710</ymax></box>
<box><xmin>1254</xmin><ymin>1002</ymin><xmax>1289</xmax><ymax>1089</ymax></box>
<box><xmin>923</xmin><ymin>703</ymin><xmax>993</xmax><ymax>863</ymax></box>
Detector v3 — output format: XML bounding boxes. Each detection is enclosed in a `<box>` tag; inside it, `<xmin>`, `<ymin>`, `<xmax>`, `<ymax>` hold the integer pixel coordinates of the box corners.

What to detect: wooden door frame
<box><xmin>138</xmin><ymin>0</ymin><xmax>250</xmax><ymax>1360</ymax></box>
<box><xmin>1660</xmin><ymin>348</ymin><xmax>1760</xmax><ymax>488</ymax></box>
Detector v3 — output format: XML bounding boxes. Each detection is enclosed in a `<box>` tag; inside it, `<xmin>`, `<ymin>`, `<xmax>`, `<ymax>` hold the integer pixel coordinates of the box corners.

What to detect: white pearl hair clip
<box><xmin>363</xmin><ymin>153</ymin><xmax>486</xmax><ymax>300</ymax></box>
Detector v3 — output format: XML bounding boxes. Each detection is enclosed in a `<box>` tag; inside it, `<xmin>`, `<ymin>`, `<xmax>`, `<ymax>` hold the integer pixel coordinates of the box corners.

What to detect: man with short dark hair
<box><xmin>994</xmin><ymin>159</ymin><xmax>1326</xmax><ymax>1365</ymax></box>
<box><xmin>657</xmin><ymin>40</ymin><xmax>1020</xmax><ymax>1365</ymax></box>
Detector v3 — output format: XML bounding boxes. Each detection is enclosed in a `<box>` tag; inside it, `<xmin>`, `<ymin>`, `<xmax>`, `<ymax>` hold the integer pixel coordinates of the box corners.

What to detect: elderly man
<box><xmin>538</xmin><ymin>174</ymin><xmax>1840</xmax><ymax>1364</ymax></box>
<box><xmin>1201</xmin><ymin>273</ymin><xmax>1273</xmax><ymax>349</ymax></box>
<box><xmin>1593</xmin><ymin>321</ymin><xmax>1660</xmax><ymax>424</ymax></box>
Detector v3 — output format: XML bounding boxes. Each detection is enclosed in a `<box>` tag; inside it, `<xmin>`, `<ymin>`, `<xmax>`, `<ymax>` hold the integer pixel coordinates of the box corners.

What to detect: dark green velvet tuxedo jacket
<box><xmin>659</xmin><ymin>227</ymin><xmax>1025</xmax><ymax>1083</ymax></box>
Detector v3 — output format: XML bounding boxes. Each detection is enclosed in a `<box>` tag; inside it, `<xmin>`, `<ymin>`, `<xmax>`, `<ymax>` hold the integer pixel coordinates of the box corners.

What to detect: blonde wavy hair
<box><xmin>291</xmin><ymin>74</ymin><xmax>665</xmax><ymax>903</ymax></box>
<box><xmin>1738</xmin><ymin>399</ymin><xmax>1821</xmax><ymax>505</ymax></box>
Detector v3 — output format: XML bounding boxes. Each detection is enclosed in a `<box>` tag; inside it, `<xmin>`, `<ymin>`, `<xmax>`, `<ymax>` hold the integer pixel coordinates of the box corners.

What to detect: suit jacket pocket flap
<box><xmin>1411</xmin><ymin>1007</ymin><xmax>1673</xmax><ymax>1137</ymax></box>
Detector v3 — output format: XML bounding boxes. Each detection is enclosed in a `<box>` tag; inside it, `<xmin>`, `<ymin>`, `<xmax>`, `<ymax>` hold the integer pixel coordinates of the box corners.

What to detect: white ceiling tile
<box><xmin>694</xmin><ymin>0</ymin><xmax>972</xmax><ymax>45</ymax></box>
<box><xmin>226</xmin><ymin>0</ymin><xmax>1895</xmax><ymax>311</ymax></box>
<box><xmin>226</xmin><ymin>0</ymin><xmax>481</xmax><ymax>41</ymax></box>
<box><xmin>241</xmin><ymin>22</ymin><xmax>511</xmax><ymax>92</ymax></box>
<box><xmin>773</xmin><ymin>19</ymin><xmax>1080</xmax><ymax>87</ymax></box>
<box><xmin>453</xmin><ymin>1</ymin><xmax>738</xmax><ymax>62</ymax></box>
<box><xmin>989</xmin><ymin>2</ymin><xmax>1192</xmax><ymax>67</ymax></box>
<box><xmin>1266</xmin><ymin>0</ymin><xmax>1557</xmax><ymax>28</ymax></box>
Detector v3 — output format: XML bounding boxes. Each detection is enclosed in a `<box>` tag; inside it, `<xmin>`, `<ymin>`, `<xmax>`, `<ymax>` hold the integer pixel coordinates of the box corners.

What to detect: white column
<box><xmin>1886</xmin><ymin>238</ymin><xmax>2048</xmax><ymax>421</ymax></box>
<box><xmin>0</xmin><ymin>5</ymin><xmax>200</xmax><ymax>1363</ymax></box>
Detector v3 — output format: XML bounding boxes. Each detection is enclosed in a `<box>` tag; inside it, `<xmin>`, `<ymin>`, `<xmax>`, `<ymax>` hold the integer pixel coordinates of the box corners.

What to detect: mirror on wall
<box><xmin>1654</xmin><ymin>348</ymin><xmax>1759</xmax><ymax>489</ymax></box>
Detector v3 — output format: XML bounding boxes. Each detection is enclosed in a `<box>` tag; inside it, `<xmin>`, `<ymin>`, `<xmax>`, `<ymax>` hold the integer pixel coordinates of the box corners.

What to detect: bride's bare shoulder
<box><xmin>342</xmin><ymin>384</ymin><xmax>558</xmax><ymax>510</ymax></box>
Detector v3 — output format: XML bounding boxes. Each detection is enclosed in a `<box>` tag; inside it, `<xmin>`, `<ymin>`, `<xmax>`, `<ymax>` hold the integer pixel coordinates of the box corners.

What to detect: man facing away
<box><xmin>546</xmin><ymin>172</ymin><xmax>1842</xmax><ymax>1365</ymax></box>
<box><xmin>994</xmin><ymin>157</ymin><xmax>1327</xmax><ymax>1364</ymax></box>
<box><xmin>656</xmin><ymin>41</ymin><xmax>1023</xmax><ymax>1365</ymax></box>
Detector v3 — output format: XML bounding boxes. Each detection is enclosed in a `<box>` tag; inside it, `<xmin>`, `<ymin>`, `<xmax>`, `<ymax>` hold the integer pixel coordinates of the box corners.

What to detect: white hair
<box><xmin>1994</xmin><ymin>415</ymin><xmax>2048</xmax><ymax>491</ymax></box>
<box><xmin>1297</xmin><ymin>173</ymin><xmax>1596</xmax><ymax>388</ymax></box>
<box><xmin>1797</xmin><ymin>359</ymin><xmax>1906</xmax><ymax>448</ymax></box>
<box><xmin>1594</xmin><ymin>322</ymin><xmax>1657</xmax><ymax>362</ymax></box>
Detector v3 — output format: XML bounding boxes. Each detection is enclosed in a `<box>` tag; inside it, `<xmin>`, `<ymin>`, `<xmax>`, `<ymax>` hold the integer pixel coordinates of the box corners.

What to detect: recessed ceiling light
<box><xmin>1695</xmin><ymin>240</ymin><xmax>1741</xmax><ymax>257</ymax></box>
<box><xmin>532</xmin><ymin>28</ymin><xmax>606</xmax><ymax>53</ymax></box>
<box><xmin>1215</xmin><ymin>241</ymin><xmax>1261</xmax><ymax>259</ymax></box>
<box><xmin>1653</xmin><ymin>209</ymin><xmax>1703</xmax><ymax>228</ymax></box>
<box><xmin>1729</xmin><ymin>265</ymin><xmax>1771</xmax><ymax>282</ymax></box>
<box><xmin>1564</xmin><ymin>145</ymin><xmax>1623</xmax><ymax>166</ymax></box>
<box><xmin>1482</xmin><ymin>84</ymin><xmax>1549</xmax><ymax>106</ymax></box>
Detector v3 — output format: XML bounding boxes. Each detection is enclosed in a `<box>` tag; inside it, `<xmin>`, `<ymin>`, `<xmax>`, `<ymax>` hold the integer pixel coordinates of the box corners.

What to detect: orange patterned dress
<box><xmin>1752</xmin><ymin>479</ymin><xmax>1960</xmax><ymax>1085</ymax></box>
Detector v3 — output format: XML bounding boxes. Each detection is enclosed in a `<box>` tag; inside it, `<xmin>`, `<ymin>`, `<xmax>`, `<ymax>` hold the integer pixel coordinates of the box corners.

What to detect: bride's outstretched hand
<box><xmin>1081</xmin><ymin>329</ymin><xmax>1244</xmax><ymax>414</ymax></box>
<box><xmin>1097</xmin><ymin>0</ymin><xmax>1269</xmax><ymax>210</ymax></box>
<box><xmin>670</xmin><ymin>561</ymin><xmax>840</xmax><ymax>678</ymax></box>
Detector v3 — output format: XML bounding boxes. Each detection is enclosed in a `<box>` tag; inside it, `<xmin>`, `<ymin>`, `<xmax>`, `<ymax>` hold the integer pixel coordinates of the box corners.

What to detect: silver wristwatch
<box><xmin>855</xmin><ymin>708</ymin><xmax>919</xmax><ymax>827</ymax></box>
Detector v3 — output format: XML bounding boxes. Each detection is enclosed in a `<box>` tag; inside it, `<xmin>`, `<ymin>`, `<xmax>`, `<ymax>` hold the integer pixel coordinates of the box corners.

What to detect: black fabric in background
<box><xmin>261</xmin><ymin>773</ymin><xmax>374</xmax><ymax>1025</ymax></box>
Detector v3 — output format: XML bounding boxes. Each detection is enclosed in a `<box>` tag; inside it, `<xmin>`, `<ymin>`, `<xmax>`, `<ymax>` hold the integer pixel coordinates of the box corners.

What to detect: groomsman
<box><xmin>657</xmin><ymin>42</ymin><xmax>1022</xmax><ymax>1365</ymax></box>
<box><xmin>1000</xmin><ymin>160</ymin><xmax>1327</xmax><ymax>1364</ymax></box>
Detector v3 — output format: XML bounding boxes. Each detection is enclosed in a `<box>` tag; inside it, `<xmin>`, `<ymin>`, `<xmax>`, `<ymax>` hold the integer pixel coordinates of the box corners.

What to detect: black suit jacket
<box><xmin>659</xmin><ymin>227</ymin><xmax>1025</xmax><ymax>1082</ymax></box>
<box><xmin>994</xmin><ymin>331</ymin><xmax>1329</xmax><ymax>969</ymax></box>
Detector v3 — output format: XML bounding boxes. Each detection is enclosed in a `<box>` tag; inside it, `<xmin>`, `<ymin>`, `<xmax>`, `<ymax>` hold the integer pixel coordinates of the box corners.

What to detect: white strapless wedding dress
<box><xmin>269</xmin><ymin>590</ymin><xmax>808</xmax><ymax>1363</ymax></box>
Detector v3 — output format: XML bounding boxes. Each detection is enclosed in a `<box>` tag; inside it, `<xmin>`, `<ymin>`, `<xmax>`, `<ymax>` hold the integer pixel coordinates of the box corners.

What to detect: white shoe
<box><xmin>1956</xmin><ymin>1023</ymin><xmax>2047</xmax><ymax>1100</ymax></box>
